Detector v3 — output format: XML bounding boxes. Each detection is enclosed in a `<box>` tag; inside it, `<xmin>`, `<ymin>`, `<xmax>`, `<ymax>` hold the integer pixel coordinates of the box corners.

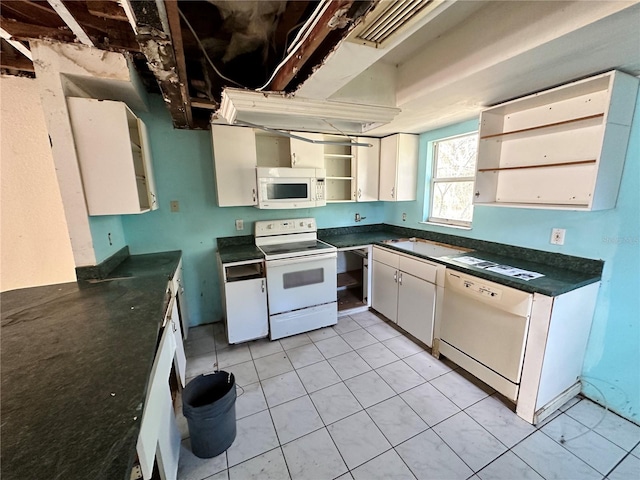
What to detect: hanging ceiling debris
<box><xmin>0</xmin><ymin>0</ymin><xmax>374</xmax><ymax>129</ymax></box>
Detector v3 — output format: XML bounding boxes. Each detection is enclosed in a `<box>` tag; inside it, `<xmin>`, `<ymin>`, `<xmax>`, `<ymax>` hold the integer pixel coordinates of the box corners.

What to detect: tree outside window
<box><xmin>428</xmin><ymin>132</ymin><xmax>478</xmax><ymax>227</ymax></box>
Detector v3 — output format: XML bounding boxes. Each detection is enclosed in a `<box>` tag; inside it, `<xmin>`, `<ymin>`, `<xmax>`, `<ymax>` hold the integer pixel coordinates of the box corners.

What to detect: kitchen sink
<box><xmin>382</xmin><ymin>238</ymin><xmax>471</xmax><ymax>258</ymax></box>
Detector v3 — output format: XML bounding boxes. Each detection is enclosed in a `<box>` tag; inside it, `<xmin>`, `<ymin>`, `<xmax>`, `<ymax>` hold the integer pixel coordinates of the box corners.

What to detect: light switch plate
<box><xmin>235</xmin><ymin>219</ymin><xmax>244</xmax><ymax>231</ymax></box>
<box><xmin>550</xmin><ymin>228</ymin><xmax>566</xmax><ymax>245</ymax></box>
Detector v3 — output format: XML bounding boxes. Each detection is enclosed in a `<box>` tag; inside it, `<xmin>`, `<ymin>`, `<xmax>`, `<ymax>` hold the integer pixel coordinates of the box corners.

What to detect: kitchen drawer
<box><xmin>398</xmin><ymin>255</ymin><xmax>438</xmax><ymax>283</ymax></box>
<box><xmin>372</xmin><ymin>246</ymin><xmax>399</xmax><ymax>268</ymax></box>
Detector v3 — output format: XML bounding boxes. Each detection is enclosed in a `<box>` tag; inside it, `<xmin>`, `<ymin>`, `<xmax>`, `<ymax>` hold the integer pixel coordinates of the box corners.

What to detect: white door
<box><xmin>356</xmin><ymin>137</ymin><xmax>380</xmax><ymax>201</ymax></box>
<box><xmin>290</xmin><ymin>132</ymin><xmax>324</xmax><ymax>168</ymax></box>
<box><xmin>395</xmin><ymin>134</ymin><xmax>419</xmax><ymax>201</ymax></box>
<box><xmin>212</xmin><ymin>125</ymin><xmax>258</xmax><ymax>206</ymax></box>
<box><xmin>226</xmin><ymin>278</ymin><xmax>268</xmax><ymax>343</ymax></box>
<box><xmin>397</xmin><ymin>272</ymin><xmax>435</xmax><ymax>347</ymax></box>
<box><xmin>138</xmin><ymin>119</ymin><xmax>158</xmax><ymax>211</ymax></box>
<box><xmin>372</xmin><ymin>260</ymin><xmax>398</xmax><ymax>323</ymax></box>
<box><xmin>379</xmin><ymin>135</ymin><xmax>398</xmax><ymax>201</ymax></box>
<box><xmin>266</xmin><ymin>254</ymin><xmax>337</xmax><ymax>315</ymax></box>
<box><xmin>170</xmin><ymin>300</ymin><xmax>187</xmax><ymax>387</ymax></box>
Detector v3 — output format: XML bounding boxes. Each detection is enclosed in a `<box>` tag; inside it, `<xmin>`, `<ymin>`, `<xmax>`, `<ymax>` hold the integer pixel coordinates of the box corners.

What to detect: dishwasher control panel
<box><xmin>463</xmin><ymin>279</ymin><xmax>503</xmax><ymax>301</ymax></box>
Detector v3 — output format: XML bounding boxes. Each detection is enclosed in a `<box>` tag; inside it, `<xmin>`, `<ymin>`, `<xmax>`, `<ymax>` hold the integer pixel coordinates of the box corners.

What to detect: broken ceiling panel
<box><xmin>0</xmin><ymin>0</ymin><xmax>377</xmax><ymax>130</ymax></box>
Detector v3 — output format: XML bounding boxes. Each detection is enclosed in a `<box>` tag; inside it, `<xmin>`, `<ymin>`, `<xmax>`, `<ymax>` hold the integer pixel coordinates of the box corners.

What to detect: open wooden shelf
<box><xmin>480</xmin><ymin>113</ymin><xmax>604</xmax><ymax>140</ymax></box>
<box><xmin>477</xmin><ymin>159</ymin><xmax>596</xmax><ymax>172</ymax></box>
<box><xmin>338</xmin><ymin>270</ymin><xmax>362</xmax><ymax>289</ymax></box>
<box><xmin>474</xmin><ymin>70</ymin><xmax>638</xmax><ymax>211</ymax></box>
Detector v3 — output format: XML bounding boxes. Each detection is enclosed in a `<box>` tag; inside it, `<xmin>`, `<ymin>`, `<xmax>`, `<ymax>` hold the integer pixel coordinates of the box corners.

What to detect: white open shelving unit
<box><xmin>474</xmin><ymin>70</ymin><xmax>639</xmax><ymax>211</ymax></box>
<box><xmin>324</xmin><ymin>134</ymin><xmax>356</xmax><ymax>202</ymax></box>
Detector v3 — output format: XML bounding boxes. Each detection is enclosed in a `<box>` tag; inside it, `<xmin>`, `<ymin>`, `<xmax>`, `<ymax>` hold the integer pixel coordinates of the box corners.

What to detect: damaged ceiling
<box><xmin>0</xmin><ymin>0</ymin><xmax>374</xmax><ymax>128</ymax></box>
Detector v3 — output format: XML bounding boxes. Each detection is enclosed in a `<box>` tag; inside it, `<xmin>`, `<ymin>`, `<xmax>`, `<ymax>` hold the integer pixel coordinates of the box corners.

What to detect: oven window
<box><xmin>283</xmin><ymin>268</ymin><xmax>324</xmax><ymax>289</ymax></box>
<box><xmin>267</xmin><ymin>183</ymin><xmax>308</xmax><ymax>200</ymax></box>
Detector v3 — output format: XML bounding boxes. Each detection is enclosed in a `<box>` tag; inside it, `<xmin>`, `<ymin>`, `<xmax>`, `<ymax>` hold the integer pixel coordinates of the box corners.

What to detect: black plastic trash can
<box><xmin>182</xmin><ymin>371</ymin><xmax>237</xmax><ymax>458</ymax></box>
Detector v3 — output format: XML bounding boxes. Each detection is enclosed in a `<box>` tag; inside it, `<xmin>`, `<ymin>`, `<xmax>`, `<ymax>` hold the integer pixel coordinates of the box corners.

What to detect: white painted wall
<box><xmin>0</xmin><ymin>75</ymin><xmax>76</xmax><ymax>292</ymax></box>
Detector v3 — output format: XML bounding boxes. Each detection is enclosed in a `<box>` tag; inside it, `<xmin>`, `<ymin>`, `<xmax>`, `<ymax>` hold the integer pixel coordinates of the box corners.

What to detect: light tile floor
<box><xmin>178</xmin><ymin>312</ymin><xmax>640</xmax><ymax>480</ymax></box>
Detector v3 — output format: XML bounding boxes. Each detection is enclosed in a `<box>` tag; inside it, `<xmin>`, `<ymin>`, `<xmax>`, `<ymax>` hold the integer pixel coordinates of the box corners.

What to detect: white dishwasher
<box><xmin>439</xmin><ymin>269</ymin><xmax>533</xmax><ymax>401</ymax></box>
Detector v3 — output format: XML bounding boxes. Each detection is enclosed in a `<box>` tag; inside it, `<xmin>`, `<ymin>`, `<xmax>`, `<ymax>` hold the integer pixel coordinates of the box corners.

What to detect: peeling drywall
<box><xmin>0</xmin><ymin>75</ymin><xmax>76</xmax><ymax>291</ymax></box>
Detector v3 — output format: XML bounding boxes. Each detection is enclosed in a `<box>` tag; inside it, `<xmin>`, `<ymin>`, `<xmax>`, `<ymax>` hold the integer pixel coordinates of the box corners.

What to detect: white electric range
<box><xmin>256</xmin><ymin>218</ymin><xmax>337</xmax><ymax>340</ymax></box>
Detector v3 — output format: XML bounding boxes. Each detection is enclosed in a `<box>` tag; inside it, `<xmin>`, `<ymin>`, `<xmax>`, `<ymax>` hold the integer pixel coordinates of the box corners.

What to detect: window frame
<box><xmin>427</xmin><ymin>131</ymin><xmax>478</xmax><ymax>228</ymax></box>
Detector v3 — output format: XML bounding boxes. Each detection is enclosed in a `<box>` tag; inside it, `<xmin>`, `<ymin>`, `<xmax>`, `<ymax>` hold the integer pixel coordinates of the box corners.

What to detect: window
<box><xmin>428</xmin><ymin>132</ymin><xmax>478</xmax><ymax>227</ymax></box>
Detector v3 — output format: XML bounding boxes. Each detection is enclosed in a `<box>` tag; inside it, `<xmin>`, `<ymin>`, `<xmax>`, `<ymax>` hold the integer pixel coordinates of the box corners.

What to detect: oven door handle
<box><xmin>265</xmin><ymin>252</ymin><xmax>337</xmax><ymax>268</ymax></box>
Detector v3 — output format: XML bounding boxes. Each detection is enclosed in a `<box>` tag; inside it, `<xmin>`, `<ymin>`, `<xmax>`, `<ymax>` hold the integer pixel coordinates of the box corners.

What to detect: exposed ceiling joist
<box><xmin>269</xmin><ymin>0</ymin><xmax>355</xmax><ymax>91</ymax></box>
<box><xmin>86</xmin><ymin>1</ymin><xmax>130</xmax><ymax>22</ymax></box>
<box><xmin>0</xmin><ymin>15</ymin><xmax>74</xmax><ymax>42</ymax></box>
<box><xmin>1</xmin><ymin>26</ymin><xmax>32</xmax><ymax>59</ymax></box>
<box><xmin>164</xmin><ymin>0</ymin><xmax>192</xmax><ymax>127</ymax></box>
<box><xmin>124</xmin><ymin>0</ymin><xmax>191</xmax><ymax>128</ymax></box>
<box><xmin>0</xmin><ymin>51</ymin><xmax>34</xmax><ymax>71</ymax></box>
<box><xmin>46</xmin><ymin>0</ymin><xmax>94</xmax><ymax>46</ymax></box>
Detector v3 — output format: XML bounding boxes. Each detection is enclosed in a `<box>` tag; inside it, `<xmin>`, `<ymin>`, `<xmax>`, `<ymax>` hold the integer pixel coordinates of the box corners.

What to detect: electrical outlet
<box><xmin>235</xmin><ymin>219</ymin><xmax>244</xmax><ymax>231</ymax></box>
<box><xmin>550</xmin><ymin>228</ymin><xmax>566</xmax><ymax>245</ymax></box>
<box><xmin>170</xmin><ymin>200</ymin><xmax>180</xmax><ymax>212</ymax></box>
<box><xmin>402</xmin><ymin>213</ymin><xmax>407</xmax><ymax>222</ymax></box>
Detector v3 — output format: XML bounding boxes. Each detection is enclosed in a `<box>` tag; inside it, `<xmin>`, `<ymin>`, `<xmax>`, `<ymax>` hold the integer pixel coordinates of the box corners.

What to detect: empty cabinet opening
<box><xmin>225</xmin><ymin>262</ymin><xmax>264</xmax><ymax>282</ymax></box>
<box><xmin>337</xmin><ymin>248</ymin><xmax>368</xmax><ymax>311</ymax></box>
<box><xmin>255</xmin><ymin>131</ymin><xmax>292</xmax><ymax>167</ymax></box>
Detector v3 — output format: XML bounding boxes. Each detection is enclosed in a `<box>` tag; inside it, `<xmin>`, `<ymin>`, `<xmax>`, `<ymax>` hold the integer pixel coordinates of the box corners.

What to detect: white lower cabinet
<box><xmin>372</xmin><ymin>260</ymin><xmax>399</xmax><ymax>322</ymax></box>
<box><xmin>137</xmin><ymin>323</ymin><xmax>180</xmax><ymax>480</ymax></box>
<box><xmin>217</xmin><ymin>256</ymin><xmax>268</xmax><ymax>343</ymax></box>
<box><xmin>136</xmin><ymin>260</ymin><xmax>187</xmax><ymax>480</ymax></box>
<box><xmin>397</xmin><ymin>272</ymin><xmax>436</xmax><ymax>346</ymax></box>
<box><xmin>371</xmin><ymin>246</ymin><xmax>440</xmax><ymax>347</ymax></box>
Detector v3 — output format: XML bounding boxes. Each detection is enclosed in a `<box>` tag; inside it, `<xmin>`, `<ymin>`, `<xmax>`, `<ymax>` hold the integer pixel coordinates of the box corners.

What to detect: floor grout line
<box><xmin>183</xmin><ymin>321</ymin><xmax>637</xmax><ymax>480</ymax></box>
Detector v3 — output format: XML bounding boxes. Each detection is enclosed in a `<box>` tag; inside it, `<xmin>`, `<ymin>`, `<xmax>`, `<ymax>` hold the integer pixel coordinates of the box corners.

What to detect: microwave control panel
<box><xmin>316</xmin><ymin>179</ymin><xmax>325</xmax><ymax>201</ymax></box>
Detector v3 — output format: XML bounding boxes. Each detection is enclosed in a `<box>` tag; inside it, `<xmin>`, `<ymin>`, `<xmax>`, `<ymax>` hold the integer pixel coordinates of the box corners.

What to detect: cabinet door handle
<box><xmin>391</xmin><ymin>187</ymin><xmax>395</xmax><ymax>198</ymax></box>
<box><xmin>292</xmin><ymin>153</ymin><xmax>296</xmax><ymax>165</ymax></box>
<box><xmin>394</xmin><ymin>271</ymin><xmax>397</xmax><ymax>283</ymax></box>
<box><xmin>398</xmin><ymin>273</ymin><xmax>403</xmax><ymax>285</ymax></box>
<box><xmin>252</xmin><ymin>188</ymin><xmax>256</xmax><ymax>202</ymax></box>
<box><xmin>358</xmin><ymin>188</ymin><xmax>362</xmax><ymax>199</ymax></box>
<box><xmin>261</xmin><ymin>279</ymin><xmax>265</xmax><ymax>293</ymax></box>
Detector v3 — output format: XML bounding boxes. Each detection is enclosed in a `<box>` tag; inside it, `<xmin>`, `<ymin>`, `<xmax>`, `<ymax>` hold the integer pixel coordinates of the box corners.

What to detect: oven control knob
<box><xmin>308</xmin><ymin>223</ymin><xmax>312</xmax><ymax>228</ymax></box>
<box><xmin>267</xmin><ymin>224</ymin><xmax>272</xmax><ymax>229</ymax></box>
<box><xmin>300</xmin><ymin>221</ymin><xmax>304</xmax><ymax>227</ymax></box>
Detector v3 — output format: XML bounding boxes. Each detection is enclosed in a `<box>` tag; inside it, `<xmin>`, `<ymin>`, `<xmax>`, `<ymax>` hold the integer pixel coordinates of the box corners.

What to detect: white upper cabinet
<box><xmin>475</xmin><ymin>70</ymin><xmax>639</xmax><ymax>211</ymax></box>
<box><xmin>67</xmin><ymin>97</ymin><xmax>158</xmax><ymax>215</ymax></box>
<box><xmin>355</xmin><ymin>137</ymin><xmax>380</xmax><ymax>202</ymax></box>
<box><xmin>211</xmin><ymin>125</ymin><xmax>258</xmax><ymax>206</ymax></box>
<box><xmin>379</xmin><ymin>134</ymin><xmax>419</xmax><ymax>201</ymax></box>
<box><xmin>324</xmin><ymin>134</ymin><xmax>356</xmax><ymax>202</ymax></box>
<box><xmin>290</xmin><ymin>132</ymin><xmax>325</xmax><ymax>168</ymax></box>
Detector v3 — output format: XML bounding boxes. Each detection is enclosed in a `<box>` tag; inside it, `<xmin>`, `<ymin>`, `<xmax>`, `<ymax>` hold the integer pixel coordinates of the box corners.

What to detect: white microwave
<box><xmin>256</xmin><ymin>167</ymin><xmax>326</xmax><ymax>209</ymax></box>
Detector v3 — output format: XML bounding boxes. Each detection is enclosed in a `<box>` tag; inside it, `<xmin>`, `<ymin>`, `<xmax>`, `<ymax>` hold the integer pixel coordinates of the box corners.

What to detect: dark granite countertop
<box><xmin>319</xmin><ymin>227</ymin><xmax>602</xmax><ymax>297</ymax></box>
<box><xmin>217</xmin><ymin>244</ymin><xmax>264</xmax><ymax>264</ymax></box>
<box><xmin>216</xmin><ymin>225</ymin><xmax>602</xmax><ymax>296</ymax></box>
<box><xmin>0</xmin><ymin>251</ymin><xmax>182</xmax><ymax>480</ymax></box>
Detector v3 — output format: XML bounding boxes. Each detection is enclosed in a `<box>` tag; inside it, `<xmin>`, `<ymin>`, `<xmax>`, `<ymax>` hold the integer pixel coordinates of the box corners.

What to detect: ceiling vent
<box><xmin>348</xmin><ymin>0</ymin><xmax>441</xmax><ymax>48</ymax></box>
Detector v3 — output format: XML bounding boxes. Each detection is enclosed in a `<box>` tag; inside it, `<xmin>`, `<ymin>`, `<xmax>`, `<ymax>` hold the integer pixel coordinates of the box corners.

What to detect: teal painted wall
<box><xmin>121</xmin><ymin>95</ymin><xmax>385</xmax><ymax>327</ymax></box>
<box><xmin>89</xmin><ymin>215</ymin><xmax>126</xmax><ymax>263</ymax></box>
<box><xmin>385</xmin><ymin>90</ymin><xmax>640</xmax><ymax>422</ymax></box>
